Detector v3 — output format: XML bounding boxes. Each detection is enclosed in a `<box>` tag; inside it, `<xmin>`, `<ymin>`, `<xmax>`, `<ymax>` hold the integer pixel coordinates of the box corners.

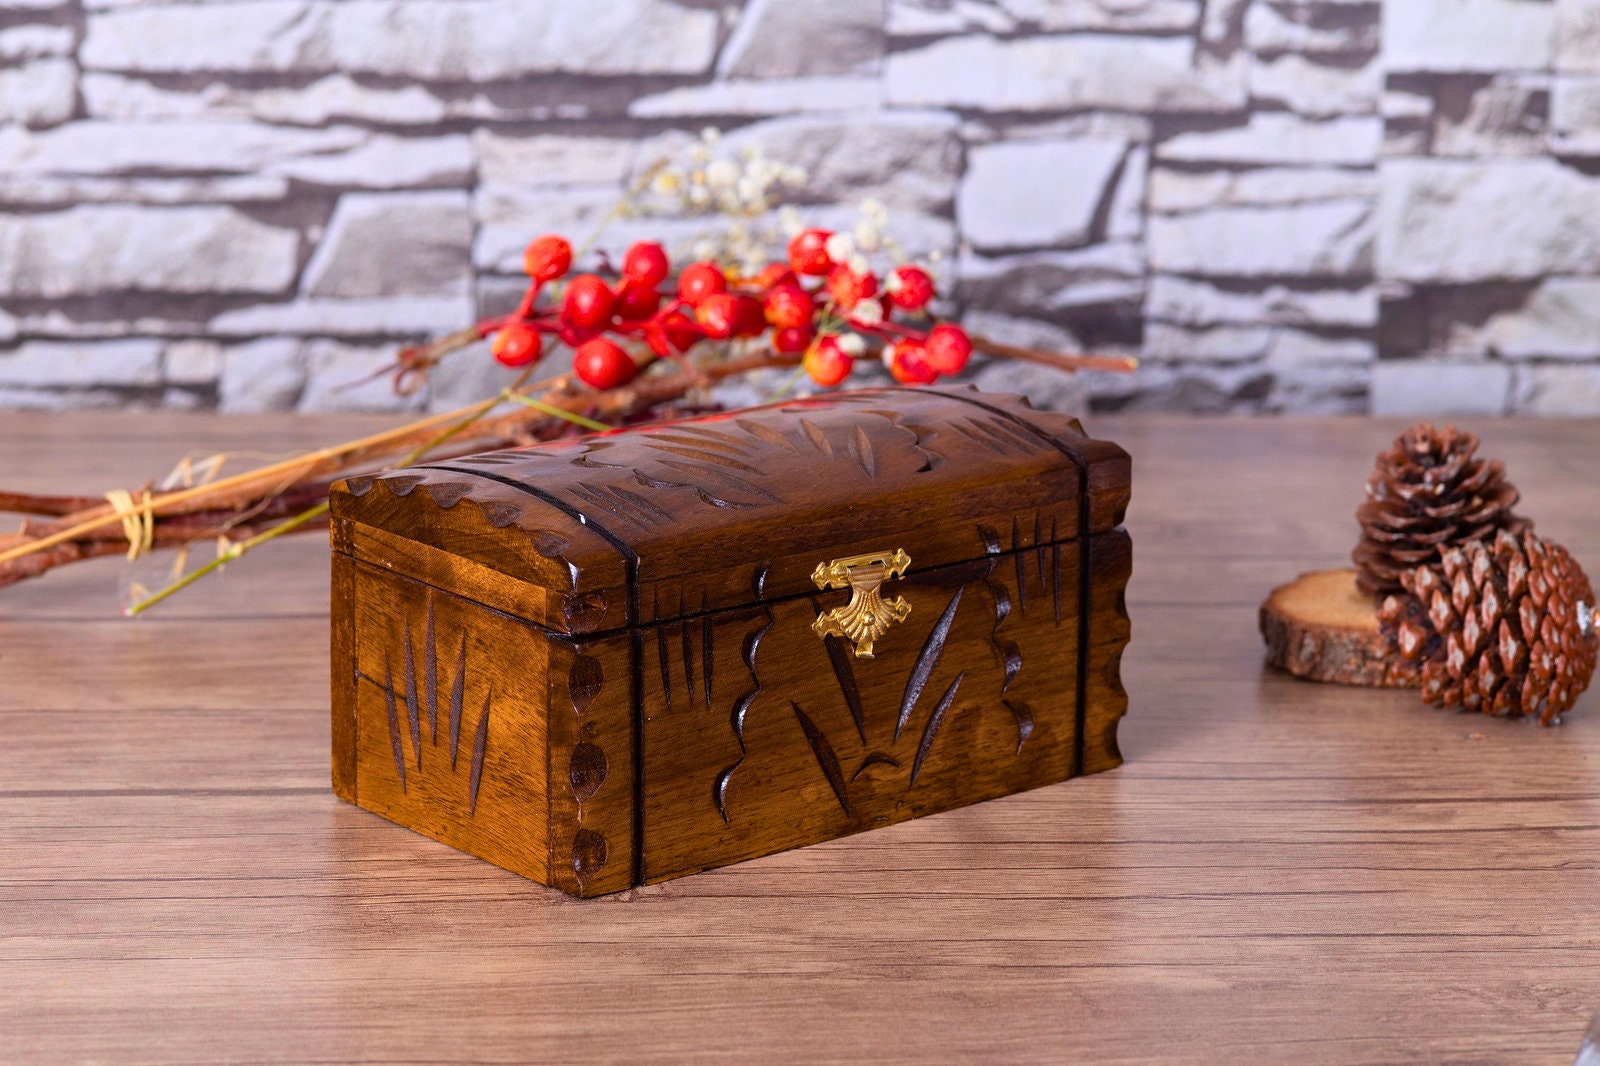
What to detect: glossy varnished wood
<box><xmin>3</xmin><ymin>412</ymin><xmax>1600</xmax><ymax>1063</ymax></box>
<box><xmin>331</xmin><ymin>389</ymin><xmax>1132</xmax><ymax>895</ymax></box>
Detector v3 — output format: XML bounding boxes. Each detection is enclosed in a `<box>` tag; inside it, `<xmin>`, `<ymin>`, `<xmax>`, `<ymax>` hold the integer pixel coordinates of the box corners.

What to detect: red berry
<box><xmin>764</xmin><ymin>284</ymin><xmax>815</xmax><ymax>330</ymax></box>
<box><xmin>887</xmin><ymin>340</ymin><xmax>939</xmax><ymax>385</ymax></box>
<box><xmin>772</xmin><ymin>324</ymin><xmax>815</xmax><ymax>354</ymax></box>
<box><xmin>924</xmin><ymin>323</ymin><xmax>973</xmax><ymax>374</ymax></box>
<box><xmin>752</xmin><ymin>261</ymin><xmax>797</xmax><ymax>290</ymax></box>
<box><xmin>887</xmin><ymin>265</ymin><xmax>935</xmax><ymax>311</ymax></box>
<box><xmin>613</xmin><ymin>279</ymin><xmax>661</xmax><ymax>321</ymax></box>
<box><xmin>558</xmin><ymin>322</ymin><xmax>598</xmax><ymax>347</ymax></box>
<box><xmin>804</xmin><ymin>336</ymin><xmax>854</xmax><ymax>387</ymax></box>
<box><xmin>573</xmin><ymin>337</ymin><xmax>638</xmax><ymax>390</ymax></box>
<box><xmin>733</xmin><ymin>294</ymin><xmax>767</xmax><ymax>338</ymax></box>
<box><xmin>825</xmin><ymin>264</ymin><xmax>878</xmax><ymax>310</ymax></box>
<box><xmin>694</xmin><ymin>292</ymin><xmax>741</xmax><ymax>339</ymax></box>
<box><xmin>621</xmin><ymin>241</ymin><xmax>670</xmax><ymax>287</ymax></box>
<box><xmin>562</xmin><ymin>274</ymin><xmax>615</xmax><ymax>329</ymax></box>
<box><xmin>490</xmin><ymin>321</ymin><xmax>542</xmax><ymax>367</ymax></box>
<box><xmin>523</xmin><ymin>235</ymin><xmax>572</xmax><ymax>282</ymax></box>
<box><xmin>659</xmin><ymin>310</ymin><xmax>701</xmax><ymax>354</ymax></box>
<box><xmin>677</xmin><ymin>261</ymin><xmax>727</xmax><ymax>306</ymax></box>
<box><xmin>788</xmin><ymin>228</ymin><xmax>834</xmax><ymax>277</ymax></box>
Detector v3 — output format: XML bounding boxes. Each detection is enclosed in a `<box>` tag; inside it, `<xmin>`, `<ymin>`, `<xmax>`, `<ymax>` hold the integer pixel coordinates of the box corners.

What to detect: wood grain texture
<box><xmin>4</xmin><ymin>412</ymin><xmax>1600</xmax><ymax>1064</ymax></box>
<box><xmin>331</xmin><ymin>390</ymin><xmax>1128</xmax><ymax>895</ymax></box>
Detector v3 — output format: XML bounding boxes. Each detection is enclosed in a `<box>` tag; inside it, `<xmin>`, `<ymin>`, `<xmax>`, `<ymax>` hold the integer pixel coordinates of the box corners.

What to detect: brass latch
<box><xmin>810</xmin><ymin>549</ymin><xmax>913</xmax><ymax>659</ymax></box>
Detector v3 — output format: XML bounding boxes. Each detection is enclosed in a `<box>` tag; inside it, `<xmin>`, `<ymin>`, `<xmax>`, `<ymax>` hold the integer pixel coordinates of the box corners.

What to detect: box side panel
<box><xmin>641</xmin><ymin>548</ymin><xmax>1081</xmax><ymax>885</ymax></box>
<box><xmin>544</xmin><ymin>632</ymin><xmax>637</xmax><ymax>897</ymax></box>
<box><xmin>331</xmin><ymin>551</ymin><xmax>359</xmax><ymax>804</ymax></box>
<box><xmin>347</xmin><ymin>560</ymin><xmax>551</xmax><ymax>884</ymax></box>
<box><xmin>1084</xmin><ymin>530</ymin><xmax>1133</xmax><ymax>775</ymax></box>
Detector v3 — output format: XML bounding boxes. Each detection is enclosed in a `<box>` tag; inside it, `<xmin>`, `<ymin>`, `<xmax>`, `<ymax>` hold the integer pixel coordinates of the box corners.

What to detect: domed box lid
<box><xmin>330</xmin><ymin>385</ymin><xmax>1130</xmax><ymax>635</ymax></box>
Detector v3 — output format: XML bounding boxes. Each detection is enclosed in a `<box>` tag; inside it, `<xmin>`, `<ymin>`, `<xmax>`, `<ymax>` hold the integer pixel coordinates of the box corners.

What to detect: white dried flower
<box><xmin>852</xmin><ymin>220</ymin><xmax>882</xmax><ymax>253</ymax></box>
<box><xmin>860</xmin><ymin>198</ymin><xmax>889</xmax><ymax>224</ymax></box>
<box><xmin>687</xmin><ymin>184</ymin><xmax>711</xmax><ymax>209</ymax></box>
<box><xmin>824</xmin><ymin>232</ymin><xmax>855</xmax><ymax>262</ymax></box>
<box><xmin>849</xmin><ymin>299</ymin><xmax>884</xmax><ymax>326</ymax></box>
<box><xmin>778</xmin><ymin>206</ymin><xmax>804</xmax><ymax>237</ymax></box>
<box><xmin>838</xmin><ymin>334</ymin><xmax>867</xmax><ymax>357</ymax></box>
<box><xmin>848</xmin><ymin>253</ymin><xmax>870</xmax><ymax>275</ymax></box>
<box><xmin>700</xmin><ymin>126</ymin><xmax>722</xmax><ymax>144</ymax></box>
<box><xmin>705</xmin><ymin>159</ymin><xmax>738</xmax><ymax>190</ymax></box>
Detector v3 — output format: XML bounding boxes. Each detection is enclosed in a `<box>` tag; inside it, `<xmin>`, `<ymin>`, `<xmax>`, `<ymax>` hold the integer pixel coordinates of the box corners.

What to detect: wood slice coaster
<box><xmin>1259</xmin><ymin>568</ymin><xmax>1420</xmax><ymax>688</ymax></box>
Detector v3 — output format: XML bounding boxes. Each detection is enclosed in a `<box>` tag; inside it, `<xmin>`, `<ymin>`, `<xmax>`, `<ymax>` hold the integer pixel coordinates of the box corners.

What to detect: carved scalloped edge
<box><xmin>364</xmin><ymin>469</ymin><xmax>571</xmax><ymax>561</ymax></box>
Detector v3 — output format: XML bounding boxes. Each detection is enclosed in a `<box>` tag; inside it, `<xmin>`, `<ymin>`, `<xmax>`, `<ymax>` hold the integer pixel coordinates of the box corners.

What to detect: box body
<box><xmin>330</xmin><ymin>386</ymin><xmax>1131</xmax><ymax>896</ymax></box>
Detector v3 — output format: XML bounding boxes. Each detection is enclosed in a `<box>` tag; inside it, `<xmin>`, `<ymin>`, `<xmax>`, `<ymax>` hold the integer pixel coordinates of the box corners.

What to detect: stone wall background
<box><xmin>0</xmin><ymin>0</ymin><xmax>1596</xmax><ymax>415</ymax></box>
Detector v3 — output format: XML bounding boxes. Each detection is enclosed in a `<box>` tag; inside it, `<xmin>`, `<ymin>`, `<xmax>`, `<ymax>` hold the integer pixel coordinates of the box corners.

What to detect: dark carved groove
<box><xmin>448</xmin><ymin>634</ymin><xmax>466</xmax><ymax>769</ymax></box>
<box><xmin>469</xmin><ymin>690</ymin><xmax>490</xmax><ymax>816</ymax></box>
<box><xmin>896</xmin><ymin>586</ymin><xmax>964</xmax><ymax>742</ymax></box>
<box><xmin>823</xmin><ymin>632</ymin><xmax>868</xmax><ymax>745</ymax></box>
<box><xmin>644</xmin><ymin>440</ymin><xmax>765</xmax><ymax>474</ymax></box>
<box><xmin>715</xmin><ymin>613</ymin><xmax>772</xmax><ymax>823</ymax></box>
<box><xmin>1003</xmin><ymin>699</ymin><xmax>1035</xmax><ymax>755</ymax></box>
<box><xmin>424</xmin><ymin>595</ymin><xmax>438</xmax><ymax>743</ymax></box>
<box><xmin>681</xmin><ymin>620</ymin><xmax>696</xmax><ymax>703</ymax></box>
<box><xmin>714</xmin><ymin>759</ymin><xmax>742</xmax><ymax>825</ymax></box>
<box><xmin>572</xmin><ymin>828</ymin><xmax>607</xmax><ymax>885</ymax></box>
<box><xmin>951</xmin><ymin>419</ymin><xmax>1008</xmax><ymax>456</ymax></box>
<box><xmin>702</xmin><ymin>612</ymin><xmax>714</xmax><ymax>709</ymax></box>
<box><xmin>1052</xmin><ymin>541</ymin><xmax>1062</xmax><ymax>626</ymax></box>
<box><xmin>383</xmin><ymin>659</ymin><xmax>406</xmax><ymax>792</ymax></box>
<box><xmin>610</xmin><ymin>485</ymin><xmax>673</xmax><ymax>523</ymax></box>
<box><xmin>666</xmin><ymin>424</ymin><xmax>753</xmax><ymax>452</ymax></box>
<box><xmin>793</xmin><ymin>701</ymin><xmax>851</xmax><ymax>817</ymax></box>
<box><xmin>630</xmin><ymin>468</ymin><xmax>754</xmax><ymax>510</ymax></box>
<box><xmin>656</xmin><ymin>625</ymin><xmax>673</xmax><ymax>713</ymax></box>
<box><xmin>1012</xmin><ymin>516</ymin><xmax>1027</xmax><ymax>617</ymax></box>
<box><xmin>799</xmin><ymin>418</ymin><xmax>833</xmax><ymax>458</ymax></box>
<box><xmin>654</xmin><ymin>459</ymin><xmax>781</xmax><ymax>505</ymax></box>
<box><xmin>1035</xmin><ymin>512</ymin><xmax>1047</xmax><ymax>592</ymax></box>
<box><xmin>569</xmin><ymin>742</ymin><xmax>607</xmax><ymax>805</ymax></box>
<box><xmin>851</xmin><ymin>753</ymin><xmax>900</xmax><ymax>782</ymax></box>
<box><xmin>402</xmin><ymin>621</ymin><xmax>421</xmax><ymax>768</ymax></box>
<box><xmin>752</xmin><ymin>562</ymin><xmax>769</xmax><ymax>600</ymax></box>
<box><xmin>911</xmin><ymin>672</ymin><xmax>964</xmax><ymax>788</ymax></box>
<box><xmin>735</xmin><ymin>416</ymin><xmax>796</xmax><ymax>452</ymax></box>
<box><xmin>983</xmin><ymin>559</ymin><xmax>1023</xmax><ymax>695</ymax></box>
<box><xmin>569</xmin><ymin>654</ymin><xmax>603</xmax><ymax>716</ymax></box>
<box><xmin>848</xmin><ymin>424</ymin><xmax>876</xmax><ymax>478</ymax></box>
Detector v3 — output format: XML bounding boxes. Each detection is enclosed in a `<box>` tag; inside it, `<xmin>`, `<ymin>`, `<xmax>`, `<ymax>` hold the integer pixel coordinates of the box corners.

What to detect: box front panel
<box><xmin>347</xmin><ymin>561</ymin><xmax>553</xmax><ymax>883</ymax></box>
<box><xmin>640</xmin><ymin>543</ymin><xmax>1085</xmax><ymax>884</ymax></box>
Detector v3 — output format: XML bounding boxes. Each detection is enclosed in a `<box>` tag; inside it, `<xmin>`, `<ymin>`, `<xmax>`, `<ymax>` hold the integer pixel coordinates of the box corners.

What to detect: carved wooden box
<box><xmin>328</xmin><ymin>386</ymin><xmax>1131</xmax><ymax>896</ymax></box>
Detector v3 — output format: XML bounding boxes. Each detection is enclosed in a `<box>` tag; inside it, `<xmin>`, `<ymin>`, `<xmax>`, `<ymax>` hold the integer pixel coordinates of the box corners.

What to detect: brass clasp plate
<box><xmin>810</xmin><ymin>549</ymin><xmax>913</xmax><ymax>659</ymax></box>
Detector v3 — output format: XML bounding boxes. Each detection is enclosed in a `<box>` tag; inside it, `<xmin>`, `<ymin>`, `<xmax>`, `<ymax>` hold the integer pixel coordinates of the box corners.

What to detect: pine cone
<box><xmin>1353</xmin><ymin>424</ymin><xmax>1531</xmax><ymax>598</ymax></box>
<box><xmin>1378</xmin><ymin>530</ymin><xmax>1598</xmax><ymax>725</ymax></box>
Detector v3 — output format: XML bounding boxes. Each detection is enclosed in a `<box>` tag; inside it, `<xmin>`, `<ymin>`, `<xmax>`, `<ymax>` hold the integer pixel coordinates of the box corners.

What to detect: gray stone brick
<box><xmin>219</xmin><ymin>338</ymin><xmax>307</xmax><ymax>413</ymax></box>
<box><xmin>0</xmin><ymin>59</ymin><xmax>76</xmax><ymax>127</ymax></box>
<box><xmin>81</xmin><ymin>0</ymin><xmax>720</xmax><ymax>78</ymax></box>
<box><xmin>0</xmin><ymin>206</ymin><xmax>298</xmax><ymax>298</ymax></box>
<box><xmin>1149</xmin><ymin>200</ymin><xmax>1374</xmax><ymax>278</ymax></box>
<box><xmin>0</xmin><ymin>340</ymin><xmax>164</xmax><ymax>387</ymax></box>
<box><xmin>1156</xmin><ymin>114</ymin><xmax>1382</xmax><ymax>167</ymax></box>
<box><xmin>1371</xmin><ymin>360</ymin><xmax>1512</xmax><ymax>415</ymax></box>
<box><xmin>298</xmin><ymin>340</ymin><xmax>425</xmax><ymax>412</ymax></box>
<box><xmin>958</xmin><ymin>138</ymin><xmax>1128</xmax><ymax>252</ymax></box>
<box><xmin>885</xmin><ymin>33</ymin><xmax>1246</xmax><ymax>112</ymax></box>
<box><xmin>1382</xmin><ymin>0</ymin><xmax>1556</xmax><ymax>74</ymax></box>
<box><xmin>1377</xmin><ymin>158</ymin><xmax>1600</xmax><ymax>282</ymax></box>
<box><xmin>301</xmin><ymin>191</ymin><xmax>473</xmax><ymax>299</ymax></box>
<box><xmin>719</xmin><ymin>0</ymin><xmax>885</xmax><ymax>79</ymax></box>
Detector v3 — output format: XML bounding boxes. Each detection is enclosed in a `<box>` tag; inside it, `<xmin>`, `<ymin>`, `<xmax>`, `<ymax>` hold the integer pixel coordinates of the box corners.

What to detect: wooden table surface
<box><xmin>4</xmin><ymin>412</ymin><xmax>1599</xmax><ymax>1064</ymax></box>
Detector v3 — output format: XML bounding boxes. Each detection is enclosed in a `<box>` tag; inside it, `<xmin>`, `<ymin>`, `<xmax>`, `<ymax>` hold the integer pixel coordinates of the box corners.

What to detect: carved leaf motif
<box><xmin>569</xmin><ymin>654</ymin><xmax>603</xmax><ymax>716</ymax></box>
<box><xmin>911</xmin><ymin>672</ymin><xmax>965</xmax><ymax>787</ymax></box>
<box><xmin>793</xmin><ymin>701</ymin><xmax>851</xmax><ymax>817</ymax></box>
<box><xmin>897</xmin><ymin>587</ymin><xmax>964</xmax><ymax>741</ymax></box>
<box><xmin>569</xmin><ymin>742</ymin><xmax>608</xmax><ymax>805</ymax></box>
